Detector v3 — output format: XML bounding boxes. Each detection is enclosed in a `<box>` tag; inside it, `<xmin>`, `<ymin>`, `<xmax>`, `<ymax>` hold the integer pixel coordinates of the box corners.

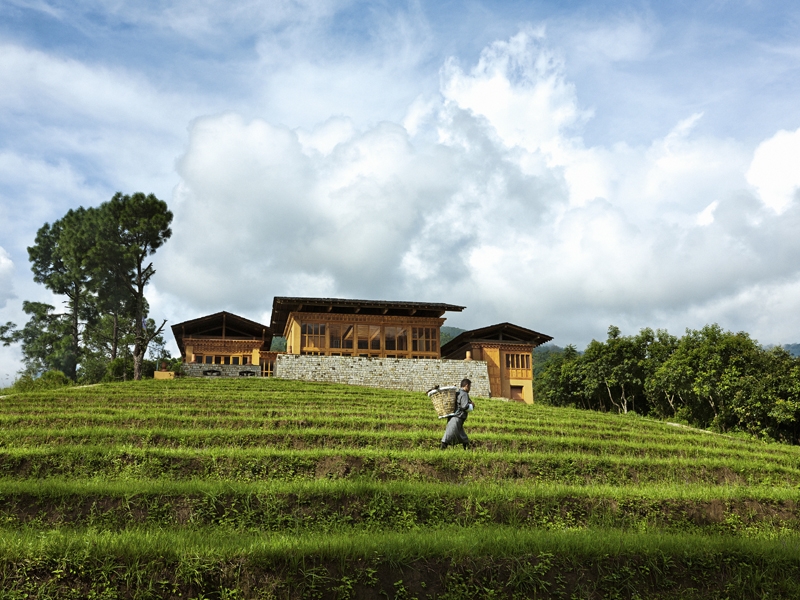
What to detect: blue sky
<box><xmin>1</xmin><ymin>0</ymin><xmax>800</xmax><ymax>383</ymax></box>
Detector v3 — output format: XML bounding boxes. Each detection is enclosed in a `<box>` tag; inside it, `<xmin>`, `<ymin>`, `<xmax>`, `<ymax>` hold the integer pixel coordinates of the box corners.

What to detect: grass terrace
<box><xmin>1</xmin><ymin>378</ymin><xmax>800</xmax><ymax>598</ymax></box>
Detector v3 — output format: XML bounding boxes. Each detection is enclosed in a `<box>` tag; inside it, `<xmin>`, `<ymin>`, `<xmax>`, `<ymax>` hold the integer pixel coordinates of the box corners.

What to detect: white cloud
<box><xmin>0</xmin><ymin>43</ymin><xmax>184</xmax><ymax>131</ymax></box>
<box><xmin>696</xmin><ymin>200</ymin><xmax>719</xmax><ymax>226</ymax></box>
<box><xmin>158</xmin><ymin>27</ymin><xmax>800</xmax><ymax>346</ymax></box>
<box><xmin>440</xmin><ymin>28</ymin><xmax>590</xmax><ymax>160</ymax></box>
<box><xmin>746</xmin><ymin>126</ymin><xmax>800</xmax><ymax>214</ymax></box>
<box><xmin>571</xmin><ymin>18</ymin><xmax>656</xmax><ymax>63</ymax></box>
<box><xmin>0</xmin><ymin>247</ymin><xmax>14</xmax><ymax>309</ymax></box>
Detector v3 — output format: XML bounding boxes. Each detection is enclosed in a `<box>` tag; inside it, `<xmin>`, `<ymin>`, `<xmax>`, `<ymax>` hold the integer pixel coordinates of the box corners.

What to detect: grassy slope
<box><xmin>1</xmin><ymin>378</ymin><xmax>800</xmax><ymax>599</ymax></box>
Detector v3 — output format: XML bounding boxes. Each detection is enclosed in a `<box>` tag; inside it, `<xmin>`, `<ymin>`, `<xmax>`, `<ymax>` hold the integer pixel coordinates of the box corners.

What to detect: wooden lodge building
<box><xmin>170</xmin><ymin>311</ymin><xmax>277</xmax><ymax>373</ymax></box>
<box><xmin>440</xmin><ymin>323</ymin><xmax>553</xmax><ymax>404</ymax></box>
<box><xmin>271</xmin><ymin>297</ymin><xmax>465</xmax><ymax>359</ymax></box>
<box><xmin>171</xmin><ymin>297</ymin><xmax>552</xmax><ymax>402</ymax></box>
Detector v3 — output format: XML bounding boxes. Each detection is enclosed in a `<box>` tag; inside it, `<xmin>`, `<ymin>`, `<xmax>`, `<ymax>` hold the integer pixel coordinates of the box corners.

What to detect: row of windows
<box><xmin>194</xmin><ymin>354</ymin><xmax>252</xmax><ymax>365</ymax></box>
<box><xmin>300</xmin><ymin>323</ymin><xmax>439</xmax><ymax>354</ymax></box>
<box><xmin>505</xmin><ymin>353</ymin><xmax>531</xmax><ymax>370</ymax></box>
<box><xmin>300</xmin><ymin>351</ymin><xmax>436</xmax><ymax>359</ymax></box>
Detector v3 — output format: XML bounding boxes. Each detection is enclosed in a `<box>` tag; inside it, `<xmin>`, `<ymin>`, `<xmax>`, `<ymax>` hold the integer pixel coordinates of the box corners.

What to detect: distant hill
<box><xmin>439</xmin><ymin>326</ymin><xmax>466</xmax><ymax>346</ymax></box>
<box><xmin>785</xmin><ymin>343</ymin><xmax>800</xmax><ymax>357</ymax></box>
<box><xmin>533</xmin><ymin>343</ymin><xmax>564</xmax><ymax>375</ymax></box>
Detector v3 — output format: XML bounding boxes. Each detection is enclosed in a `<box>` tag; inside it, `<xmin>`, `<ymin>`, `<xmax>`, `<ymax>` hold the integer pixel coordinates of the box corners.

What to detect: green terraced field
<box><xmin>1</xmin><ymin>378</ymin><xmax>800</xmax><ymax>598</ymax></box>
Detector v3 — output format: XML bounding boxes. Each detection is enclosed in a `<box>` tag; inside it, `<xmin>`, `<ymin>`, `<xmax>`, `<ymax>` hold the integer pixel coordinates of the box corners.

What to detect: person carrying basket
<box><xmin>440</xmin><ymin>378</ymin><xmax>474</xmax><ymax>450</ymax></box>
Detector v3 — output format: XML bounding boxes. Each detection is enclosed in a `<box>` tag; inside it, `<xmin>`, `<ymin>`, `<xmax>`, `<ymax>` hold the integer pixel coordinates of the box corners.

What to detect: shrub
<box><xmin>12</xmin><ymin>370</ymin><xmax>73</xmax><ymax>392</ymax></box>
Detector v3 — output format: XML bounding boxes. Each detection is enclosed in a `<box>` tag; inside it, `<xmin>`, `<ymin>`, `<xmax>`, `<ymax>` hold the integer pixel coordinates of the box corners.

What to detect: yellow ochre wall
<box><xmin>468</xmin><ymin>343</ymin><xmax>534</xmax><ymax>404</ymax></box>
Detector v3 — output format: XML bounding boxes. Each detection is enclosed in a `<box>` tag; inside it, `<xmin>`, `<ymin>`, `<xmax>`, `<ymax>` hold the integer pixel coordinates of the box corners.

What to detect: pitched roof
<box><xmin>171</xmin><ymin>311</ymin><xmax>273</xmax><ymax>355</ymax></box>
<box><xmin>440</xmin><ymin>322</ymin><xmax>552</xmax><ymax>357</ymax></box>
<box><xmin>270</xmin><ymin>297</ymin><xmax>465</xmax><ymax>333</ymax></box>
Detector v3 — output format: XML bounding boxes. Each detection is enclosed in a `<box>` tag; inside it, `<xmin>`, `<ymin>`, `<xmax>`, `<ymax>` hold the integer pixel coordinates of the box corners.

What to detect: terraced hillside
<box><xmin>2</xmin><ymin>378</ymin><xmax>800</xmax><ymax>598</ymax></box>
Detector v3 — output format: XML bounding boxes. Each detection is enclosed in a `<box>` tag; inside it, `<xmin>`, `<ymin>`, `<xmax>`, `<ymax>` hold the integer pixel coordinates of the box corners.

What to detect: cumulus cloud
<box><xmin>747</xmin><ymin>127</ymin><xmax>800</xmax><ymax>214</ymax></box>
<box><xmin>0</xmin><ymin>247</ymin><xmax>14</xmax><ymax>309</ymax></box>
<box><xmin>159</xmin><ymin>28</ymin><xmax>800</xmax><ymax>345</ymax></box>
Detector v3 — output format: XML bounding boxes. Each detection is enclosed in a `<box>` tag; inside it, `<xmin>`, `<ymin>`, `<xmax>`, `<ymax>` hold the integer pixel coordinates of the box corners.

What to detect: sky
<box><xmin>1</xmin><ymin>0</ymin><xmax>800</xmax><ymax>383</ymax></box>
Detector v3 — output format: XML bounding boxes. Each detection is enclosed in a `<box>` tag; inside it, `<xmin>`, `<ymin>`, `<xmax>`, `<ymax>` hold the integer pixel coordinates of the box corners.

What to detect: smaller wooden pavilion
<box><xmin>171</xmin><ymin>312</ymin><xmax>274</xmax><ymax>372</ymax></box>
<box><xmin>440</xmin><ymin>323</ymin><xmax>552</xmax><ymax>403</ymax></box>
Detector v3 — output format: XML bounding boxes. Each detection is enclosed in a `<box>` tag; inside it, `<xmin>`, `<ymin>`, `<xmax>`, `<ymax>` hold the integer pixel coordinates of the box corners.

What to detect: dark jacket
<box><xmin>453</xmin><ymin>389</ymin><xmax>472</xmax><ymax>421</ymax></box>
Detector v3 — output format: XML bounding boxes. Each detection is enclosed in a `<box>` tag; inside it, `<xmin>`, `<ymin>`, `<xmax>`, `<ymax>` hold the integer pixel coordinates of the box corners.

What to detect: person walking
<box><xmin>440</xmin><ymin>378</ymin><xmax>474</xmax><ymax>450</ymax></box>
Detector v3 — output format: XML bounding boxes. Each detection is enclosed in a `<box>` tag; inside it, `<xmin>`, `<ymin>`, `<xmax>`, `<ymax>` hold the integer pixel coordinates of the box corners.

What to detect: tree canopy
<box><xmin>6</xmin><ymin>192</ymin><xmax>173</xmax><ymax>383</ymax></box>
<box><xmin>536</xmin><ymin>324</ymin><xmax>800</xmax><ymax>444</ymax></box>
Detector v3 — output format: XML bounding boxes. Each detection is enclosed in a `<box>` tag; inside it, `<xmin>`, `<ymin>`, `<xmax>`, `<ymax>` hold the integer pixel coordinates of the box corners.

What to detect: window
<box><xmin>301</xmin><ymin>323</ymin><xmax>326</xmax><ymax>350</ymax></box>
<box><xmin>505</xmin><ymin>354</ymin><xmax>531</xmax><ymax>370</ymax></box>
<box><xmin>232</xmin><ymin>356</ymin><xmax>240</xmax><ymax>365</ymax></box>
<box><xmin>370</xmin><ymin>326</ymin><xmax>380</xmax><ymax>350</ymax></box>
<box><xmin>385</xmin><ymin>327</ymin><xmax>408</xmax><ymax>352</ymax></box>
<box><xmin>194</xmin><ymin>355</ymin><xmax>203</xmax><ymax>363</ymax></box>
<box><xmin>356</xmin><ymin>325</ymin><xmax>380</xmax><ymax>350</ymax></box>
<box><xmin>205</xmin><ymin>356</ymin><xmax>213</xmax><ymax>364</ymax></box>
<box><xmin>329</xmin><ymin>324</ymin><xmax>354</xmax><ymax>349</ymax></box>
<box><xmin>412</xmin><ymin>328</ymin><xmax>438</xmax><ymax>353</ymax></box>
<box><xmin>261</xmin><ymin>359</ymin><xmax>274</xmax><ymax>377</ymax></box>
<box><xmin>510</xmin><ymin>385</ymin><xmax>524</xmax><ymax>401</ymax></box>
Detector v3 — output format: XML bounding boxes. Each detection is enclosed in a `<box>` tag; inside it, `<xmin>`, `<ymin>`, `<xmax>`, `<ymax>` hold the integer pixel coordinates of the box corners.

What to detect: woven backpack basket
<box><xmin>427</xmin><ymin>386</ymin><xmax>458</xmax><ymax>418</ymax></box>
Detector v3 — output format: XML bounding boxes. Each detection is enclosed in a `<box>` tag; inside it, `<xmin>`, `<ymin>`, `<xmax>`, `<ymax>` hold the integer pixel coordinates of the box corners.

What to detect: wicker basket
<box><xmin>427</xmin><ymin>386</ymin><xmax>458</xmax><ymax>418</ymax></box>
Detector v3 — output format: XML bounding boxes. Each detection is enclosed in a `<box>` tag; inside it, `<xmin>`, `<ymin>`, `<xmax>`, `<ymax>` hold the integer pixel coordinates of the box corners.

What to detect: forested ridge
<box><xmin>535</xmin><ymin>324</ymin><xmax>800</xmax><ymax>444</ymax></box>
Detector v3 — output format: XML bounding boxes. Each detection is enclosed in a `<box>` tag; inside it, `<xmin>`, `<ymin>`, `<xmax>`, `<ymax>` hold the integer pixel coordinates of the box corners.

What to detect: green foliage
<box><xmin>27</xmin><ymin>207</ymin><xmax>99</xmax><ymax>380</ymax></box>
<box><xmin>538</xmin><ymin>324</ymin><xmax>800</xmax><ymax>444</ymax></box>
<box><xmin>92</xmin><ymin>192</ymin><xmax>173</xmax><ymax>380</ymax></box>
<box><xmin>11</xmin><ymin>301</ymin><xmax>75</xmax><ymax>377</ymax></box>
<box><xmin>12</xmin><ymin>192</ymin><xmax>172</xmax><ymax>383</ymax></box>
<box><xmin>11</xmin><ymin>369</ymin><xmax>72</xmax><ymax>392</ymax></box>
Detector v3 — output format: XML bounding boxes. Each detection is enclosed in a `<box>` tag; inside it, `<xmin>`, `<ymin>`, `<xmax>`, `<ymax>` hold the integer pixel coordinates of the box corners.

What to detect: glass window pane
<box><xmin>370</xmin><ymin>325</ymin><xmax>381</xmax><ymax>350</ymax></box>
<box><xmin>357</xmin><ymin>324</ymin><xmax>369</xmax><ymax>350</ymax></box>
<box><xmin>342</xmin><ymin>325</ymin><xmax>354</xmax><ymax>349</ymax></box>
<box><xmin>329</xmin><ymin>324</ymin><xmax>342</xmax><ymax>348</ymax></box>
<box><xmin>385</xmin><ymin>327</ymin><xmax>397</xmax><ymax>350</ymax></box>
<box><xmin>397</xmin><ymin>328</ymin><xmax>407</xmax><ymax>351</ymax></box>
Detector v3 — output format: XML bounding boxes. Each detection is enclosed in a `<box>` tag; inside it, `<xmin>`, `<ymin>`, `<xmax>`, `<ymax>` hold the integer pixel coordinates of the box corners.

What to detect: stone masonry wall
<box><xmin>182</xmin><ymin>364</ymin><xmax>261</xmax><ymax>378</ymax></box>
<box><xmin>275</xmin><ymin>355</ymin><xmax>491</xmax><ymax>397</ymax></box>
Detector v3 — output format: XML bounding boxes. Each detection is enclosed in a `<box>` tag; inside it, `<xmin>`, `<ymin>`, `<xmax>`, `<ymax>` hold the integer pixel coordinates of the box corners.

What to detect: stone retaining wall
<box><xmin>182</xmin><ymin>364</ymin><xmax>261</xmax><ymax>378</ymax></box>
<box><xmin>275</xmin><ymin>355</ymin><xmax>491</xmax><ymax>397</ymax></box>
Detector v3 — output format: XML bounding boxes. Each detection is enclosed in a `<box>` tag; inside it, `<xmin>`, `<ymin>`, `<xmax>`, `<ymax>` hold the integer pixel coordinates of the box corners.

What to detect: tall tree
<box><xmin>26</xmin><ymin>208</ymin><xmax>97</xmax><ymax>380</ymax></box>
<box><xmin>94</xmin><ymin>192</ymin><xmax>172</xmax><ymax>380</ymax></box>
<box><xmin>9</xmin><ymin>301</ymin><xmax>74</xmax><ymax>376</ymax></box>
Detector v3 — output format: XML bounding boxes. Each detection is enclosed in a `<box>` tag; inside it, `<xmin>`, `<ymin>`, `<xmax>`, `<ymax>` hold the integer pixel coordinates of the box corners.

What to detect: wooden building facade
<box><xmin>171</xmin><ymin>302</ymin><xmax>553</xmax><ymax>399</ymax></box>
<box><xmin>271</xmin><ymin>297</ymin><xmax>465</xmax><ymax>359</ymax></box>
<box><xmin>171</xmin><ymin>312</ymin><xmax>277</xmax><ymax>375</ymax></box>
<box><xmin>440</xmin><ymin>323</ymin><xmax>552</xmax><ymax>404</ymax></box>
